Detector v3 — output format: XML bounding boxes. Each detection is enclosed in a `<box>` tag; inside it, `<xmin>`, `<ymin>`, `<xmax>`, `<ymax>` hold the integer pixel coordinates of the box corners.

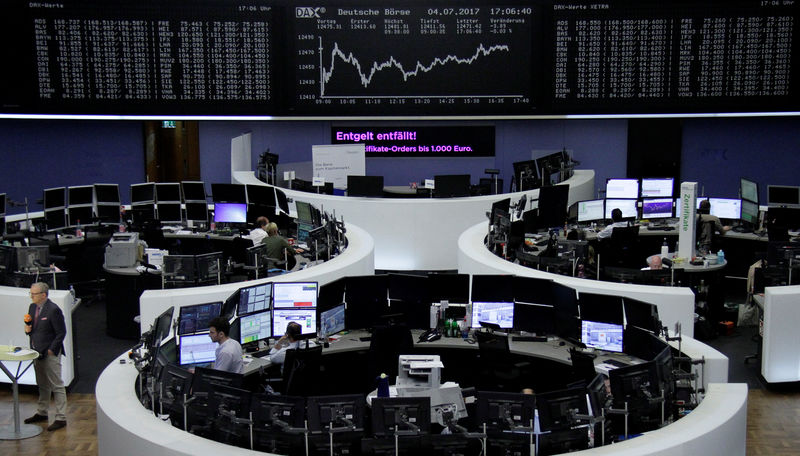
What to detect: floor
<box><xmin>1</xmin><ymin>291</ymin><xmax>799</xmax><ymax>455</ymax></box>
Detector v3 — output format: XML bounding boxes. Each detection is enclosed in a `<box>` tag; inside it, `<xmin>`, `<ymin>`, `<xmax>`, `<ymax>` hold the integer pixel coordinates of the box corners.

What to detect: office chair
<box><xmin>282</xmin><ymin>345</ymin><xmax>323</xmax><ymax>396</ymax></box>
<box><xmin>475</xmin><ymin>331</ymin><xmax>531</xmax><ymax>392</ymax></box>
<box><xmin>367</xmin><ymin>324</ymin><xmax>414</xmax><ymax>383</ymax></box>
<box><xmin>606</xmin><ymin>225</ymin><xmax>641</xmax><ymax>268</ymax></box>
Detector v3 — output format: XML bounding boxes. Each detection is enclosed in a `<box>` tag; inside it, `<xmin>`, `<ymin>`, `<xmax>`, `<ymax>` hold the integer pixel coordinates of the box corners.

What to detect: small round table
<box><xmin>0</xmin><ymin>345</ymin><xmax>43</xmax><ymax>440</ymax></box>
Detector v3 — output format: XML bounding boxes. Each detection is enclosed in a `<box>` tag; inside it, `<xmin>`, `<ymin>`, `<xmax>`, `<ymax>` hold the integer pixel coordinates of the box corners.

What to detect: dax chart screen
<box><xmin>288</xmin><ymin>4</ymin><xmax>541</xmax><ymax>115</ymax></box>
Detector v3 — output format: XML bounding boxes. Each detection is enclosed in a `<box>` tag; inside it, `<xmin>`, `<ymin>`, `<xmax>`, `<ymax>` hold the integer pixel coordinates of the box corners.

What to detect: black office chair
<box><xmin>605</xmin><ymin>225</ymin><xmax>641</xmax><ymax>268</ymax></box>
<box><xmin>475</xmin><ymin>331</ymin><xmax>531</xmax><ymax>392</ymax></box>
<box><xmin>282</xmin><ymin>345</ymin><xmax>323</xmax><ymax>396</ymax></box>
<box><xmin>367</xmin><ymin>324</ymin><xmax>414</xmax><ymax>383</ymax></box>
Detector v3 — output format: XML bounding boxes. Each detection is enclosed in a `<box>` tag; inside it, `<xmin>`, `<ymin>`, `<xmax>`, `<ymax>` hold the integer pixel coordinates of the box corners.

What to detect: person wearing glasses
<box><xmin>23</xmin><ymin>282</ymin><xmax>68</xmax><ymax>431</ymax></box>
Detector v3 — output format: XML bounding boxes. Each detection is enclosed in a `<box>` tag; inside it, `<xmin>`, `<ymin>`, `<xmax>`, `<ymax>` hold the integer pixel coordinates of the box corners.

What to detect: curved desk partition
<box><xmin>233</xmin><ymin>169</ymin><xmax>595</xmax><ymax>271</ymax></box>
<box><xmin>138</xmin><ymin>223</ymin><xmax>374</xmax><ymax>335</ymax></box>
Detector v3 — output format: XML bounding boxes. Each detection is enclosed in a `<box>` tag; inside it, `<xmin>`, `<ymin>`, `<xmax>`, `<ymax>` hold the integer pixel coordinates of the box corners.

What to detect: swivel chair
<box><xmin>282</xmin><ymin>344</ymin><xmax>323</xmax><ymax>396</ymax></box>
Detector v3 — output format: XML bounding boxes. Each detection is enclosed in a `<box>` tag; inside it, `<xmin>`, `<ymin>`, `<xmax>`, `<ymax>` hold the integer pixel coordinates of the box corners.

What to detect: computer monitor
<box><xmin>513</xmin><ymin>303</ymin><xmax>555</xmax><ymax>335</ymax></box>
<box><xmin>45</xmin><ymin>209</ymin><xmax>67</xmax><ymax>231</ymax></box>
<box><xmin>344</xmin><ymin>275</ymin><xmax>389</xmax><ymax>329</ymax></box>
<box><xmin>370</xmin><ymin>397</ymin><xmax>431</xmax><ymax>437</ymax></box>
<box><xmin>275</xmin><ymin>188</ymin><xmax>290</xmax><ymax>214</ymax></box>
<box><xmin>68</xmin><ymin>185</ymin><xmax>94</xmax><ymax>205</ymax></box>
<box><xmin>159</xmin><ymin>363</ymin><xmax>193</xmax><ymax>406</ymax></box>
<box><xmin>641</xmin><ymin>198</ymin><xmax>673</xmax><ymax>219</ymax></box>
<box><xmin>307</xmin><ymin>394</ymin><xmax>366</xmax><ymax>433</ymax></box>
<box><xmin>0</xmin><ymin>193</ymin><xmax>5</xmax><ymax>214</ymax></box>
<box><xmin>251</xmin><ymin>394</ymin><xmax>306</xmax><ymax>430</ymax></box>
<box><xmin>604</xmin><ymin>199</ymin><xmax>638</xmax><ymax>220</ymax></box>
<box><xmin>577</xmin><ymin>199</ymin><xmax>605</xmax><ymax>223</ymax></box>
<box><xmin>152</xmin><ymin>306</ymin><xmax>175</xmax><ymax>347</ymax></box>
<box><xmin>318</xmin><ymin>277</ymin><xmax>347</xmax><ymax>312</ymax></box>
<box><xmin>246</xmin><ymin>184</ymin><xmax>276</xmax><ymax>206</ymax></box>
<box><xmin>476</xmin><ymin>391</ymin><xmax>536</xmax><ymax>431</ymax></box>
<box><xmin>178</xmin><ymin>333</ymin><xmax>217</xmax><ymax>366</ymax></box>
<box><xmin>551</xmin><ymin>282</ymin><xmax>580</xmax><ymax>341</ymax></box>
<box><xmin>273</xmin><ymin>308</ymin><xmax>317</xmax><ymax>336</ymax></box>
<box><xmin>181</xmin><ymin>181</ymin><xmax>206</xmax><ymax>202</ymax></box>
<box><xmin>156</xmin><ymin>203</ymin><xmax>183</xmax><ymax>224</ymax></box>
<box><xmin>239</xmin><ymin>309</ymin><xmax>272</xmax><ymax>345</ymax></box>
<box><xmin>427</xmin><ymin>273</ymin><xmax>470</xmax><ymax>304</ymax></box>
<box><xmin>578</xmin><ymin>292</ymin><xmax>624</xmax><ymax>325</ymax></box>
<box><xmin>94</xmin><ymin>184</ymin><xmax>120</xmax><ymax>204</ymax></box>
<box><xmin>536</xmin><ymin>387</ymin><xmax>589</xmax><ymax>432</ymax></box>
<box><xmin>273</xmin><ymin>282</ymin><xmax>318</xmax><ymax>308</ymax></box>
<box><xmin>768</xmin><ymin>185</ymin><xmax>800</xmax><ymax>207</ymax></box>
<box><xmin>295</xmin><ymin>201</ymin><xmax>314</xmax><ymax>223</ymax></box>
<box><xmin>740</xmin><ymin>178</ymin><xmax>758</xmax><ymax>203</ymax></box>
<box><xmin>640</xmin><ymin>178</ymin><xmax>673</xmax><ymax>198</ymax></box>
<box><xmin>15</xmin><ymin>245</ymin><xmax>49</xmax><ymax>271</ymax></box>
<box><xmin>513</xmin><ymin>159</ymin><xmax>541</xmax><ymax>191</ymax></box>
<box><xmin>155</xmin><ymin>183</ymin><xmax>181</xmax><ymax>202</ymax></box>
<box><xmin>191</xmin><ymin>366</ymin><xmax>244</xmax><ymax>394</ymax></box>
<box><xmin>580</xmin><ymin>320</ymin><xmax>623</xmax><ymax>352</ymax></box>
<box><xmin>347</xmin><ymin>175</ymin><xmax>384</xmax><ymax>197</ymax></box>
<box><xmin>131</xmin><ymin>203</ymin><xmax>156</xmax><ymax>224</ymax></box>
<box><xmin>606</xmin><ymin>178</ymin><xmax>639</xmax><ymax>199</ymax></box>
<box><xmin>211</xmin><ymin>183</ymin><xmax>247</xmax><ymax>204</ymax></box>
<box><xmin>708</xmin><ymin>198</ymin><xmax>741</xmax><ymax>219</ymax></box>
<box><xmin>537</xmin><ymin>184</ymin><xmax>570</xmax><ymax>228</ymax></box>
<box><xmin>434</xmin><ymin>174</ymin><xmax>471</xmax><ymax>198</ymax></box>
<box><xmin>43</xmin><ymin>187</ymin><xmax>66</xmax><ymax>209</ymax></box>
<box><xmin>238</xmin><ymin>283</ymin><xmax>272</xmax><ymax>316</ymax></box>
<box><xmin>471</xmin><ymin>274</ymin><xmax>514</xmax><ymax>303</ymax></box>
<box><xmin>68</xmin><ymin>206</ymin><xmax>94</xmax><ymax>226</ymax></box>
<box><xmin>471</xmin><ymin>301</ymin><xmax>514</xmax><ymax>329</ymax></box>
<box><xmin>185</xmin><ymin>202</ymin><xmax>208</xmax><ymax>222</ymax></box>
<box><xmin>96</xmin><ymin>204</ymin><xmax>120</xmax><ymax>223</ymax></box>
<box><xmin>609</xmin><ymin>360</ymin><xmax>660</xmax><ymax>407</ymax></box>
<box><xmin>213</xmin><ymin>203</ymin><xmax>247</xmax><ymax>224</ymax></box>
<box><xmin>177</xmin><ymin>301</ymin><xmax>222</xmax><ymax>335</ymax></box>
<box><xmin>319</xmin><ymin>304</ymin><xmax>346</xmax><ymax>337</ymax></box>
<box><xmin>741</xmin><ymin>199</ymin><xmax>759</xmax><ymax>225</ymax></box>
<box><xmin>623</xmin><ymin>297</ymin><xmax>661</xmax><ymax>334</ymax></box>
<box><xmin>131</xmin><ymin>183</ymin><xmax>155</xmax><ymax>204</ymax></box>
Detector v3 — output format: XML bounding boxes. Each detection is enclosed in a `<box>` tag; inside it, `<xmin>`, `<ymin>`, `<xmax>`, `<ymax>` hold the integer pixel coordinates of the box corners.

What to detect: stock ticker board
<box><xmin>2</xmin><ymin>0</ymin><xmax>797</xmax><ymax>117</ymax></box>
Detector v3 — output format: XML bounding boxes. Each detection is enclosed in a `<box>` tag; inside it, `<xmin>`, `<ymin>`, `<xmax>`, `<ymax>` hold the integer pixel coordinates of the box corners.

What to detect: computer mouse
<box><xmin>14</xmin><ymin>347</ymin><xmax>22</xmax><ymax>352</ymax></box>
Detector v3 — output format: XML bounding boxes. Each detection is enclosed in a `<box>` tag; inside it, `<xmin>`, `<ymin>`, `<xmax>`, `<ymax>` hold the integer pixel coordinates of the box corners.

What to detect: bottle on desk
<box><xmin>661</xmin><ymin>237</ymin><xmax>669</xmax><ymax>257</ymax></box>
<box><xmin>717</xmin><ymin>249</ymin><xmax>725</xmax><ymax>264</ymax></box>
<box><xmin>76</xmin><ymin>220</ymin><xmax>83</xmax><ymax>237</ymax></box>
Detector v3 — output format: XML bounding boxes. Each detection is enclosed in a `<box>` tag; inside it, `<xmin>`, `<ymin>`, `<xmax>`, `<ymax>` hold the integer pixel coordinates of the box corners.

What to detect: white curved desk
<box><xmin>138</xmin><ymin>223</ymin><xmax>374</xmax><ymax>336</ymax></box>
<box><xmin>233</xmin><ymin>169</ymin><xmax>595</xmax><ymax>270</ymax></box>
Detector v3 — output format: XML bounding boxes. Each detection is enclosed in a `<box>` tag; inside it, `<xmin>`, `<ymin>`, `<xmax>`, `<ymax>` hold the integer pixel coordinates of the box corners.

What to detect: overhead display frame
<box><xmin>1</xmin><ymin>0</ymin><xmax>797</xmax><ymax>118</ymax></box>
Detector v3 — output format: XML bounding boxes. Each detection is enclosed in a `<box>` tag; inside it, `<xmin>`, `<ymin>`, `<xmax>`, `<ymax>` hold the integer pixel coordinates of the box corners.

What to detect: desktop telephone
<box><xmin>418</xmin><ymin>328</ymin><xmax>441</xmax><ymax>343</ymax></box>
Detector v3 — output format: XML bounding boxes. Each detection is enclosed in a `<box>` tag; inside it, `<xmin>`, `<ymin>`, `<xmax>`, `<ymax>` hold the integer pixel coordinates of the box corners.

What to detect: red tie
<box><xmin>34</xmin><ymin>306</ymin><xmax>40</xmax><ymax>329</ymax></box>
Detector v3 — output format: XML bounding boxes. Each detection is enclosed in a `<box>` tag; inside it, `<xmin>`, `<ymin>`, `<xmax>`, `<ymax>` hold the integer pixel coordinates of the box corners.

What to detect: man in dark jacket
<box><xmin>23</xmin><ymin>282</ymin><xmax>67</xmax><ymax>431</ymax></box>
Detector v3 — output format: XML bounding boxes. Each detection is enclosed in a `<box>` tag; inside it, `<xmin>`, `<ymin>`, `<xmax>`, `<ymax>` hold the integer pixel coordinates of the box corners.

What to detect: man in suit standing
<box><xmin>23</xmin><ymin>282</ymin><xmax>68</xmax><ymax>431</ymax></box>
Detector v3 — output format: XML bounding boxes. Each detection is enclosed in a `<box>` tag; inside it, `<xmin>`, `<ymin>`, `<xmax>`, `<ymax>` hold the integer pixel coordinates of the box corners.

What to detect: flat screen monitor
<box><xmin>512</xmin><ymin>276</ymin><xmax>554</xmax><ymax>306</ymax></box>
<box><xmin>0</xmin><ymin>193</ymin><xmax>4</xmax><ymax>214</ymax></box>
<box><xmin>604</xmin><ymin>199</ymin><xmax>638</xmax><ymax>220</ymax></box>
<box><xmin>344</xmin><ymin>275</ymin><xmax>389</xmax><ymax>329</ymax></box>
<box><xmin>434</xmin><ymin>174</ymin><xmax>471</xmax><ymax>198</ymax></box>
<box><xmin>160</xmin><ymin>363</ymin><xmax>193</xmax><ymax>403</ymax></box>
<box><xmin>131</xmin><ymin>183</ymin><xmax>155</xmax><ymax>203</ymax></box>
<box><xmin>471</xmin><ymin>301</ymin><xmax>514</xmax><ymax>329</ymax></box>
<box><xmin>152</xmin><ymin>306</ymin><xmax>175</xmax><ymax>346</ymax></box>
<box><xmin>319</xmin><ymin>304</ymin><xmax>346</xmax><ymax>337</ymax></box>
<box><xmin>641</xmin><ymin>198</ymin><xmax>673</xmax><ymax>219</ymax></box>
<box><xmin>15</xmin><ymin>245</ymin><xmax>49</xmax><ymax>271</ymax></box>
<box><xmin>623</xmin><ymin>298</ymin><xmax>660</xmax><ymax>334</ymax></box>
<box><xmin>246</xmin><ymin>184</ymin><xmax>275</xmax><ymax>206</ymax></box>
<box><xmin>94</xmin><ymin>184</ymin><xmax>120</xmax><ymax>204</ymax></box>
<box><xmin>640</xmin><ymin>178</ymin><xmax>673</xmax><ymax>198</ymax></box>
<box><xmin>211</xmin><ymin>183</ymin><xmax>247</xmax><ymax>204</ymax></box>
<box><xmin>45</xmin><ymin>209</ymin><xmax>67</xmax><ymax>231</ymax></box>
<box><xmin>181</xmin><ymin>181</ymin><xmax>206</xmax><ymax>202</ymax></box>
<box><xmin>371</xmin><ymin>397</ymin><xmax>431</xmax><ymax>437</ymax></box>
<box><xmin>156</xmin><ymin>203</ymin><xmax>183</xmax><ymax>224</ymax></box>
<box><xmin>238</xmin><ymin>283</ymin><xmax>272</xmax><ymax>316</ymax></box>
<box><xmin>213</xmin><ymin>203</ymin><xmax>247</xmax><ymax>223</ymax></box>
<box><xmin>552</xmin><ymin>282</ymin><xmax>580</xmax><ymax>341</ymax></box>
<box><xmin>605</xmin><ymin>178</ymin><xmax>639</xmax><ymax>199</ymax></box>
<box><xmin>490</xmin><ymin>199</ymin><xmax>511</xmax><ymax>227</ymax></box>
<box><xmin>275</xmin><ymin>188</ymin><xmax>290</xmax><ymax>214</ymax></box>
<box><xmin>178</xmin><ymin>333</ymin><xmax>217</xmax><ymax>366</ymax></box>
<box><xmin>740</xmin><ymin>178</ymin><xmax>758</xmax><ymax>203</ymax></box>
<box><xmin>513</xmin><ymin>303</ymin><xmax>555</xmax><ymax>335</ymax></box>
<box><xmin>68</xmin><ymin>206</ymin><xmax>94</xmax><ymax>226</ymax></box>
<box><xmin>741</xmin><ymin>199</ymin><xmax>759</xmax><ymax>225</ymax></box>
<box><xmin>185</xmin><ymin>202</ymin><xmax>208</xmax><ymax>222</ymax></box>
<box><xmin>513</xmin><ymin>159</ymin><xmax>540</xmax><ymax>191</ymax></box>
<box><xmin>536</xmin><ymin>387</ymin><xmax>589</xmax><ymax>432</ymax></box>
<box><xmin>708</xmin><ymin>198</ymin><xmax>741</xmax><ymax>219</ymax></box>
<box><xmin>577</xmin><ymin>199</ymin><xmax>605</xmax><ymax>223</ymax></box>
<box><xmin>68</xmin><ymin>185</ymin><xmax>94</xmax><ymax>205</ymax></box>
<box><xmin>476</xmin><ymin>391</ymin><xmax>536</xmax><ymax>431</ymax></box>
<box><xmin>239</xmin><ymin>309</ymin><xmax>272</xmax><ymax>345</ymax></box>
<box><xmin>581</xmin><ymin>320</ymin><xmax>623</xmax><ymax>352</ymax></box>
<box><xmin>177</xmin><ymin>301</ymin><xmax>223</xmax><ymax>335</ymax></box>
<box><xmin>96</xmin><ymin>204</ymin><xmax>120</xmax><ymax>223</ymax></box>
<box><xmin>427</xmin><ymin>273</ymin><xmax>470</xmax><ymax>304</ymax></box>
<box><xmin>388</xmin><ymin>273</ymin><xmax>429</xmax><ymax>304</ymax></box>
<box><xmin>472</xmin><ymin>274</ymin><xmax>514</xmax><ymax>302</ymax></box>
<box><xmin>251</xmin><ymin>395</ymin><xmax>306</xmax><ymax>430</ymax></box>
<box><xmin>130</xmin><ymin>204</ymin><xmax>156</xmax><ymax>224</ymax></box>
<box><xmin>578</xmin><ymin>292</ymin><xmax>624</xmax><ymax>325</ymax></box>
<box><xmin>307</xmin><ymin>394</ymin><xmax>366</xmax><ymax>433</ymax></box>
<box><xmin>609</xmin><ymin>360</ymin><xmax>660</xmax><ymax>404</ymax></box>
<box><xmin>273</xmin><ymin>282</ymin><xmax>318</xmax><ymax>308</ymax></box>
<box><xmin>347</xmin><ymin>175</ymin><xmax>384</xmax><ymax>197</ymax></box>
<box><xmin>295</xmin><ymin>201</ymin><xmax>313</xmax><ymax>223</ymax></box>
<box><xmin>537</xmin><ymin>184</ymin><xmax>570</xmax><ymax>228</ymax></box>
<box><xmin>768</xmin><ymin>185</ymin><xmax>800</xmax><ymax>207</ymax></box>
<box><xmin>43</xmin><ymin>187</ymin><xmax>66</xmax><ymax>209</ymax></box>
<box><xmin>318</xmin><ymin>277</ymin><xmax>347</xmax><ymax>312</ymax></box>
<box><xmin>272</xmin><ymin>308</ymin><xmax>317</xmax><ymax>336</ymax></box>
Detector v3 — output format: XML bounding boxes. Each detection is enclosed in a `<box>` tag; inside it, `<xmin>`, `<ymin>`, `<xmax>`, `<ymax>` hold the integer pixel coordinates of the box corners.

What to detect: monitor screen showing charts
<box><xmin>238</xmin><ymin>283</ymin><xmax>272</xmax><ymax>316</ymax></box>
<box><xmin>273</xmin><ymin>308</ymin><xmax>317</xmax><ymax>336</ymax></box>
<box><xmin>605</xmin><ymin>179</ymin><xmax>639</xmax><ymax>199</ymax></box>
<box><xmin>577</xmin><ymin>199</ymin><xmax>605</xmax><ymax>223</ymax></box>
<box><xmin>708</xmin><ymin>198</ymin><xmax>741</xmax><ymax>219</ymax></box>
<box><xmin>641</xmin><ymin>198</ymin><xmax>673</xmax><ymax>219</ymax></box>
<box><xmin>320</xmin><ymin>304</ymin><xmax>345</xmax><ymax>337</ymax></box>
<box><xmin>580</xmin><ymin>320</ymin><xmax>623</xmax><ymax>353</ymax></box>
<box><xmin>273</xmin><ymin>282</ymin><xmax>318</xmax><ymax>308</ymax></box>
<box><xmin>471</xmin><ymin>301</ymin><xmax>514</xmax><ymax>329</ymax></box>
<box><xmin>240</xmin><ymin>310</ymin><xmax>272</xmax><ymax>345</ymax></box>
<box><xmin>640</xmin><ymin>178</ymin><xmax>673</xmax><ymax>198</ymax></box>
<box><xmin>604</xmin><ymin>199</ymin><xmax>638</xmax><ymax>220</ymax></box>
<box><xmin>178</xmin><ymin>333</ymin><xmax>217</xmax><ymax>366</ymax></box>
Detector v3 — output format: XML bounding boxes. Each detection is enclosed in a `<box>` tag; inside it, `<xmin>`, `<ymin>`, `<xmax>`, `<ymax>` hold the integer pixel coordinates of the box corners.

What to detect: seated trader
<box><xmin>597</xmin><ymin>208</ymin><xmax>629</xmax><ymax>240</ymax></box>
<box><xmin>262</xmin><ymin>222</ymin><xmax>298</xmax><ymax>270</ymax></box>
<box><xmin>643</xmin><ymin>255</ymin><xmax>669</xmax><ymax>270</ymax></box>
<box><xmin>208</xmin><ymin>317</ymin><xmax>243</xmax><ymax>374</ymax></box>
<box><xmin>244</xmin><ymin>216</ymin><xmax>270</xmax><ymax>245</ymax></box>
<box><xmin>268</xmin><ymin>321</ymin><xmax>315</xmax><ymax>371</ymax></box>
<box><xmin>696</xmin><ymin>200</ymin><xmax>731</xmax><ymax>254</ymax></box>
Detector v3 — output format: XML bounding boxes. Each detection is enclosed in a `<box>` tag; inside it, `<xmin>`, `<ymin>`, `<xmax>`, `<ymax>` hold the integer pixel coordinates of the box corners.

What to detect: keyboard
<box><xmin>512</xmin><ymin>336</ymin><xmax>548</xmax><ymax>342</ymax></box>
<box><xmin>603</xmin><ymin>358</ymin><xmax>629</xmax><ymax>368</ymax></box>
<box><xmin>252</xmin><ymin>350</ymin><xmax>270</xmax><ymax>358</ymax></box>
<box><xmin>648</xmin><ymin>225</ymin><xmax>675</xmax><ymax>231</ymax></box>
<box><xmin>359</xmin><ymin>336</ymin><xmax>372</xmax><ymax>342</ymax></box>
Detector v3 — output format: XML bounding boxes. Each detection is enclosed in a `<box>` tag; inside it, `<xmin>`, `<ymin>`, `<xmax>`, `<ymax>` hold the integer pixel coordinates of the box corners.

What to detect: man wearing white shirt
<box><xmin>208</xmin><ymin>317</ymin><xmax>243</xmax><ymax>374</ymax></box>
<box><xmin>597</xmin><ymin>208</ymin><xmax>628</xmax><ymax>240</ymax></box>
<box><xmin>269</xmin><ymin>321</ymin><xmax>315</xmax><ymax>370</ymax></box>
<box><xmin>244</xmin><ymin>216</ymin><xmax>270</xmax><ymax>245</ymax></box>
